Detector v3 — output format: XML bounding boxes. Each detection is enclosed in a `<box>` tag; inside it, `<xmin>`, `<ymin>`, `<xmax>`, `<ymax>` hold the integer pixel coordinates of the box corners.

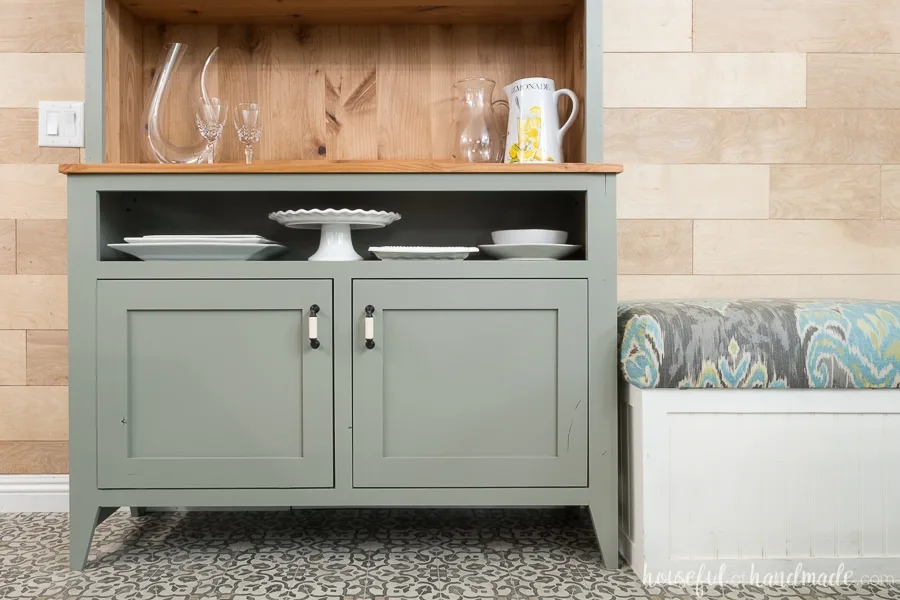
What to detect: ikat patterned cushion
<box><xmin>618</xmin><ymin>299</ymin><xmax>900</xmax><ymax>389</ymax></box>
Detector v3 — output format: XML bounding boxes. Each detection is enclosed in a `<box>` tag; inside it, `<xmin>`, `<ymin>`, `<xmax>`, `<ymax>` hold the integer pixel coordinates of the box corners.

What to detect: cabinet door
<box><xmin>97</xmin><ymin>280</ymin><xmax>333</xmax><ymax>489</ymax></box>
<box><xmin>353</xmin><ymin>279</ymin><xmax>587</xmax><ymax>488</ymax></box>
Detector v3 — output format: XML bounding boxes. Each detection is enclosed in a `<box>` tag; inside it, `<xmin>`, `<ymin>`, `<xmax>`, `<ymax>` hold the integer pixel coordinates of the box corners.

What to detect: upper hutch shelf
<box><xmin>118</xmin><ymin>0</ymin><xmax>580</xmax><ymax>24</ymax></box>
<box><xmin>101</xmin><ymin>0</ymin><xmax>591</xmax><ymax>165</ymax></box>
<box><xmin>60</xmin><ymin>160</ymin><xmax>621</xmax><ymax>175</ymax></box>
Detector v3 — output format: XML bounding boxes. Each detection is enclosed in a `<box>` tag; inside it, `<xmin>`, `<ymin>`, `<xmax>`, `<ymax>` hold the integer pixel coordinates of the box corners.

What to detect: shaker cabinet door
<box><xmin>352</xmin><ymin>279</ymin><xmax>588</xmax><ymax>488</ymax></box>
<box><xmin>96</xmin><ymin>280</ymin><xmax>334</xmax><ymax>489</ymax></box>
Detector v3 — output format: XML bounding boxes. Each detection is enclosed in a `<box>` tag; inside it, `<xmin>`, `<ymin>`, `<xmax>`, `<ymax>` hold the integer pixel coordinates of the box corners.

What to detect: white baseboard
<box><xmin>0</xmin><ymin>477</ymin><xmax>290</xmax><ymax>513</ymax></box>
<box><xmin>0</xmin><ymin>475</ymin><xmax>69</xmax><ymax>512</ymax></box>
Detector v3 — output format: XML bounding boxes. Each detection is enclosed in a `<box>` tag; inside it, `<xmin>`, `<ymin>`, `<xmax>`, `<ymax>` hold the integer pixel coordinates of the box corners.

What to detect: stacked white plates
<box><xmin>124</xmin><ymin>235</ymin><xmax>274</xmax><ymax>244</ymax></box>
<box><xmin>109</xmin><ymin>235</ymin><xmax>287</xmax><ymax>261</ymax></box>
<box><xmin>479</xmin><ymin>229</ymin><xmax>581</xmax><ymax>261</ymax></box>
<box><xmin>369</xmin><ymin>246</ymin><xmax>478</xmax><ymax>261</ymax></box>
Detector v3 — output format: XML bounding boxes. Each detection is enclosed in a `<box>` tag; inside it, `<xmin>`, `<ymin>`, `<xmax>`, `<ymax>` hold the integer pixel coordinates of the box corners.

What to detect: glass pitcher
<box><xmin>451</xmin><ymin>78</ymin><xmax>508</xmax><ymax>163</ymax></box>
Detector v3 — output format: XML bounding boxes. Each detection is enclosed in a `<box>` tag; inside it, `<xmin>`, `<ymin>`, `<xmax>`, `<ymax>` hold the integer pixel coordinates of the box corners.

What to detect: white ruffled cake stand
<box><xmin>269</xmin><ymin>209</ymin><xmax>401</xmax><ymax>261</ymax></box>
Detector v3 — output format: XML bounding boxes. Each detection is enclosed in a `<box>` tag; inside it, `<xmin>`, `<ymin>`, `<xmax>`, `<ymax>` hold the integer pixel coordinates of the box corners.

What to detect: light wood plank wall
<box><xmin>1</xmin><ymin>0</ymin><xmax>897</xmax><ymax>472</ymax></box>
<box><xmin>0</xmin><ymin>0</ymin><xmax>77</xmax><ymax>475</ymax></box>
<box><xmin>607</xmin><ymin>0</ymin><xmax>900</xmax><ymax>300</ymax></box>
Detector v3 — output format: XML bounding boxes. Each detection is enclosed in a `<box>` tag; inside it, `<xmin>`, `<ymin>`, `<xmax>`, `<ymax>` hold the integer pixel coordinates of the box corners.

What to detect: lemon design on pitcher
<box><xmin>509</xmin><ymin>106</ymin><xmax>553</xmax><ymax>163</ymax></box>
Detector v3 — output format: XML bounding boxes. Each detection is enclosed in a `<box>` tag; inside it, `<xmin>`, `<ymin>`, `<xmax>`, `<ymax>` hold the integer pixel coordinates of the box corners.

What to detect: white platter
<box><xmin>478</xmin><ymin>243</ymin><xmax>581</xmax><ymax>261</ymax></box>
<box><xmin>109</xmin><ymin>242</ymin><xmax>287</xmax><ymax>261</ymax></box>
<box><xmin>369</xmin><ymin>246</ymin><xmax>478</xmax><ymax>261</ymax></box>
<box><xmin>268</xmin><ymin>208</ymin><xmax>400</xmax><ymax>230</ymax></box>
<box><xmin>125</xmin><ymin>235</ymin><xmax>275</xmax><ymax>245</ymax></box>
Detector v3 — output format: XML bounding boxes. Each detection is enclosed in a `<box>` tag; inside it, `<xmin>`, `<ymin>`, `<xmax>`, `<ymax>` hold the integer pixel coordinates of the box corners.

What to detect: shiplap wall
<box><xmin>0</xmin><ymin>0</ymin><xmax>81</xmax><ymax>474</ymax></box>
<box><xmin>0</xmin><ymin>0</ymin><xmax>897</xmax><ymax>472</ymax></box>
<box><xmin>608</xmin><ymin>0</ymin><xmax>900</xmax><ymax>300</ymax></box>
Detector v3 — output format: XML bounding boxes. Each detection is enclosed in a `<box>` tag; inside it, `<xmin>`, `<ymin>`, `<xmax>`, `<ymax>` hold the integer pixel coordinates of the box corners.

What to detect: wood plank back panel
<box><xmin>322</xmin><ymin>26</ymin><xmax>379</xmax><ymax>160</ymax></box>
<box><xmin>377</xmin><ymin>25</ymin><xmax>432</xmax><ymax>160</ymax></box>
<box><xmin>113</xmin><ymin>23</ymin><xmax>575</xmax><ymax>162</ymax></box>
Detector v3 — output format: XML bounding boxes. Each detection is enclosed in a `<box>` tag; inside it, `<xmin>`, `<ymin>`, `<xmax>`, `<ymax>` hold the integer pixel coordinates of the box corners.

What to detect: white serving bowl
<box><xmin>491</xmin><ymin>229</ymin><xmax>568</xmax><ymax>245</ymax></box>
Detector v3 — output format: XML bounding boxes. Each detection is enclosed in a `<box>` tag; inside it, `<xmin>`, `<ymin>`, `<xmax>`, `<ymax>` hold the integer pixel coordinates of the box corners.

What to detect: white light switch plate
<box><xmin>38</xmin><ymin>101</ymin><xmax>84</xmax><ymax>147</ymax></box>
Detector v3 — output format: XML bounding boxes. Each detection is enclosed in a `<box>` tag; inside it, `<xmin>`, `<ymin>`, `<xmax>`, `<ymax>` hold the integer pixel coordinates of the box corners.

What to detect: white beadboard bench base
<box><xmin>619</xmin><ymin>385</ymin><xmax>900</xmax><ymax>583</ymax></box>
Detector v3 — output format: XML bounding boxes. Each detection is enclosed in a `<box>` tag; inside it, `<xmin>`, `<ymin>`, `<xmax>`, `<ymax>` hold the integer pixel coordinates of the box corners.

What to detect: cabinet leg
<box><xmin>130</xmin><ymin>507</ymin><xmax>147</xmax><ymax>517</ymax></box>
<box><xmin>70</xmin><ymin>505</ymin><xmax>118</xmax><ymax>571</ymax></box>
<box><xmin>589</xmin><ymin>503</ymin><xmax>620</xmax><ymax>569</ymax></box>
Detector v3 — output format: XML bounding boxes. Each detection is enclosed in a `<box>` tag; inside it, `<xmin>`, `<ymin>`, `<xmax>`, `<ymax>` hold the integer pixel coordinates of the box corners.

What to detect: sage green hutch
<box><xmin>65</xmin><ymin>0</ymin><xmax>621</xmax><ymax>571</ymax></box>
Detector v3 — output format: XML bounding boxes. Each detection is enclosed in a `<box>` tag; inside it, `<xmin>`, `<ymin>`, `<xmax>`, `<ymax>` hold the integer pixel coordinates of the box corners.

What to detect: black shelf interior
<box><xmin>98</xmin><ymin>191</ymin><xmax>587</xmax><ymax>261</ymax></box>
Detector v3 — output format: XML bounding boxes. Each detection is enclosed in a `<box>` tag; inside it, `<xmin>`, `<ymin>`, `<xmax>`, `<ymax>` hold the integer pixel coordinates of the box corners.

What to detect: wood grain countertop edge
<box><xmin>59</xmin><ymin>160</ymin><xmax>624</xmax><ymax>175</ymax></box>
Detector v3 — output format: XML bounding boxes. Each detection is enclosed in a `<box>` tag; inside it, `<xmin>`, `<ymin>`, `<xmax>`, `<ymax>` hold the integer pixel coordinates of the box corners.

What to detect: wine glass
<box><xmin>234</xmin><ymin>102</ymin><xmax>263</xmax><ymax>164</ymax></box>
<box><xmin>195</xmin><ymin>97</ymin><xmax>228</xmax><ymax>165</ymax></box>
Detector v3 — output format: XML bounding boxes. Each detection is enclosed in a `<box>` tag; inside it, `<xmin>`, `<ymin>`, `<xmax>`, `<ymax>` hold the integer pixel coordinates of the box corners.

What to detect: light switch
<box><xmin>46</xmin><ymin>112</ymin><xmax>59</xmax><ymax>136</ymax></box>
<box><xmin>63</xmin><ymin>111</ymin><xmax>77</xmax><ymax>137</ymax></box>
<box><xmin>38</xmin><ymin>101</ymin><xmax>84</xmax><ymax>148</ymax></box>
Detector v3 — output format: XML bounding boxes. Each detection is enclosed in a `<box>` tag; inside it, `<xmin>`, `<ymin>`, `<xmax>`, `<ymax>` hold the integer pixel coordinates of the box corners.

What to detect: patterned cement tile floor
<box><xmin>0</xmin><ymin>509</ymin><xmax>897</xmax><ymax>600</ymax></box>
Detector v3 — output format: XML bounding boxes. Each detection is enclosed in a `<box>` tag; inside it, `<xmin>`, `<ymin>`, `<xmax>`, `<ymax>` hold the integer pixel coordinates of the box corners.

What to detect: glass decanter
<box><xmin>143</xmin><ymin>43</ymin><xmax>220</xmax><ymax>164</ymax></box>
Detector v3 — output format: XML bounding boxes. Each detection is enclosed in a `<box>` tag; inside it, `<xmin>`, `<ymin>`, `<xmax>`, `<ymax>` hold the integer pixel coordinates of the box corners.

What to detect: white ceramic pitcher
<box><xmin>503</xmin><ymin>77</ymin><xmax>579</xmax><ymax>164</ymax></box>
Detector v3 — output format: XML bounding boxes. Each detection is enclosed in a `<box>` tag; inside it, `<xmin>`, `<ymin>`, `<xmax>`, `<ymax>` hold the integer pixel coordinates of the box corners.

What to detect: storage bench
<box><xmin>618</xmin><ymin>299</ymin><xmax>900</xmax><ymax>583</ymax></box>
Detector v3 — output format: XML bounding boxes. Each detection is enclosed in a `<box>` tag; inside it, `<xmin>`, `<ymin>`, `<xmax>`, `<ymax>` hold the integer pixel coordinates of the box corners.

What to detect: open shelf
<box><xmin>62</xmin><ymin>160</ymin><xmax>621</xmax><ymax>174</ymax></box>
<box><xmin>97</xmin><ymin>189</ymin><xmax>587</xmax><ymax>262</ymax></box>
<box><xmin>118</xmin><ymin>0</ymin><xmax>579</xmax><ymax>25</ymax></box>
<box><xmin>103</xmin><ymin>0</ymin><xmax>587</xmax><ymax>164</ymax></box>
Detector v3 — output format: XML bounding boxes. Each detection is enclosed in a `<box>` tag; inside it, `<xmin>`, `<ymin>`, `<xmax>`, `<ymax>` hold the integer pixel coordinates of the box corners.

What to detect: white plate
<box><xmin>478</xmin><ymin>243</ymin><xmax>581</xmax><ymax>261</ymax></box>
<box><xmin>109</xmin><ymin>242</ymin><xmax>287</xmax><ymax>261</ymax></box>
<box><xmin>269</xmin><ymin>208</ymin><xmax>401</xmax><ymax>230</ymax></box>
<box><xmin>369</xmin><ymin>246</ymin><xmax>478</xmax><ymax>260</ymax></box>
<box><xmin>125</xmin><ymin>235</ymin><xmax>275</xmax><ymax>244</ymax></box>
